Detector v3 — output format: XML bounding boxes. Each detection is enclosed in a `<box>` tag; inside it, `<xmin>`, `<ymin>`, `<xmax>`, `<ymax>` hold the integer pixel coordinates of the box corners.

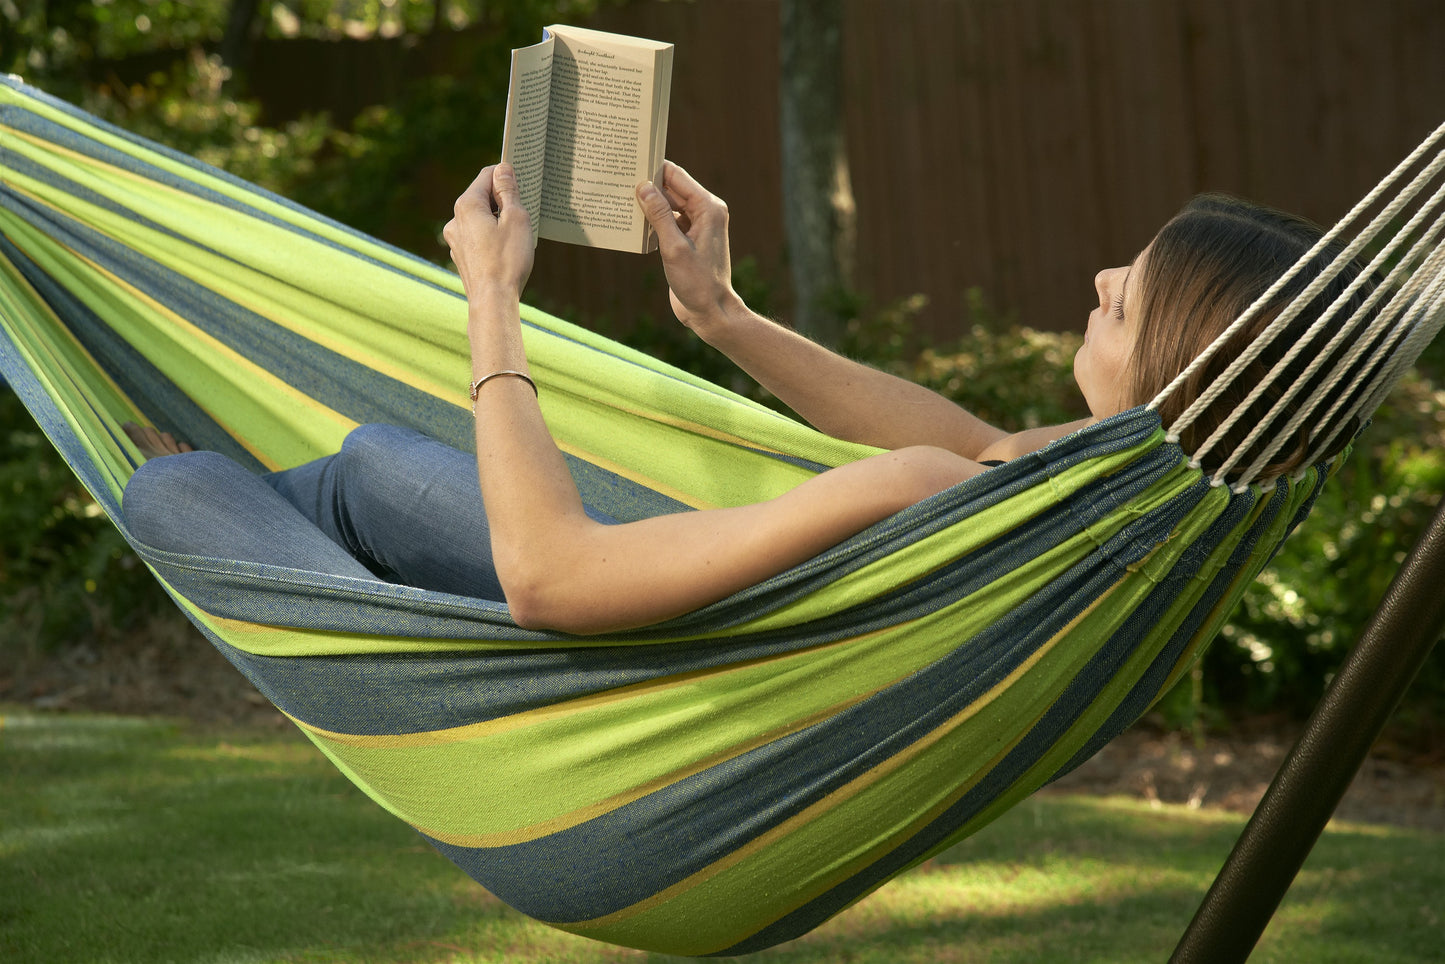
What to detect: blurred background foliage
<box><xmin>1</xmin><ymin>0</ymin><xmax>1442</xmax><ymax>749</ymax></box>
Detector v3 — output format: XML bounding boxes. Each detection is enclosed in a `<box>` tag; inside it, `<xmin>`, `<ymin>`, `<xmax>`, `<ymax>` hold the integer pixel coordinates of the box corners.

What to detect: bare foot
<box><xmin>123</xmin><ymin>422</ymin><xmax>195</xmax><ymax>460</ymax></box>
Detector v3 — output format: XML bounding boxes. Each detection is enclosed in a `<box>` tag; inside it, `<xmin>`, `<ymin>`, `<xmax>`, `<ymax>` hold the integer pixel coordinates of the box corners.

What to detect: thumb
<box><xmin>493</xmin><ymin>162</ymin><xmax>524</xmax><ymax>210</ymax></box>
<box><xmin>637</xmin><ymin>180</ymin><xmax>685</xmax><ymax>248</ymax></box>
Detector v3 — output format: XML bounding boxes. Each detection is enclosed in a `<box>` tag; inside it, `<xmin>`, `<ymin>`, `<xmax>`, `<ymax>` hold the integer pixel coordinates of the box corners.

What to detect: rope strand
<box><xmin>1154</xmin><ymin>118</ymin><xmax>1445</xmax><ymax>487</ymax></box>
<box><xmin>1208</xmin><ymin>181</ymin><xmax>1445</xmax><ymax>486</ymax></box>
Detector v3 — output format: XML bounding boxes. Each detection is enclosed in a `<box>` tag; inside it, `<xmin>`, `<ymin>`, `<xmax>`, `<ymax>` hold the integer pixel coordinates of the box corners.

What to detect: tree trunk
<box><xmin>220</xmin><ymin>0</ymin><xmax>263</xmax><ymax>77</ymax></box>
<box><xmin>778</xmin><ymin>0</ymin><xmax>856</xmax><ymax>346</ymax></box>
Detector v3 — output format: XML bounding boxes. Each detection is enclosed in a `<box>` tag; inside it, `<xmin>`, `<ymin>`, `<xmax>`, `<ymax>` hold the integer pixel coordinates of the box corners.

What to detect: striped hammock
<box><xmin>0</xmin><ymin>76</ymin><xmax>1351</xmax><ymax>955</ymax></box>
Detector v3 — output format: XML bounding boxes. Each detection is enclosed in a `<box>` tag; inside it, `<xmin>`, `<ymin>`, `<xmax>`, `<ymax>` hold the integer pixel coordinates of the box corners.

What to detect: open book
<box><xmin>501</xmin><ymin>24</ymin><xmax>674</xmax><ymax>254</ymax></box>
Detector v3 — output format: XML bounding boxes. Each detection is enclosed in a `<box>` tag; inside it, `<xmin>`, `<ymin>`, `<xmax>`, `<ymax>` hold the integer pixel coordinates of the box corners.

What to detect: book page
<box><xmin>500</xmin><ymin>36</ymin><xmax>555</xmax><ymax>244</ymax></box>
<box><xmin>539</xmin><ymin>28</ymin><xmax>666</xmax><ymax>251</ymax></box>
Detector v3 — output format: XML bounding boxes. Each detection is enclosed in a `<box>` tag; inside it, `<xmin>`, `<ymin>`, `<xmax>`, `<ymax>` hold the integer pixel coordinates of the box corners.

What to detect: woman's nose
<box><xmin>1095</xmin><ymin>266</ymin><xmax>1124</xmax><ymax>307</ymax></box>
<box><xmin>1094</xmin><ymin>269</ymin><xmax>1111</xmax><ymax>308</ymax></box>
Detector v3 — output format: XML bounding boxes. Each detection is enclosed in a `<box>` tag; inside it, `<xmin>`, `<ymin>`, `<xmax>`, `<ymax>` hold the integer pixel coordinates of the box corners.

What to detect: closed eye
<box><xmin>1111</xmin><ymin>292</ymin><xmax>1126</xmax><ymax>320</ymax></box>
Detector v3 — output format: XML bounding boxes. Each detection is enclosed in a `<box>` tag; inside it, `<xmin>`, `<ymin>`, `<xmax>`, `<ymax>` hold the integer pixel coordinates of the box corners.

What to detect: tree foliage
<box><xmin>2</xmin><ymin>0</ymin><xmax>605</xmax><ymax>255</ymax></box>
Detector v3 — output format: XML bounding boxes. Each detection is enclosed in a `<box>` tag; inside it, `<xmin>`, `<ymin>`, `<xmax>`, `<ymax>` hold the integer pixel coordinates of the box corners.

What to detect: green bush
<box><xmin>0</xmin><ymin>388</ymin><xmax>171</xmax><ymax>654</ymax></box>
<box><xmin>1209</xmin><ymin>367</ymin><xmax>1445</xmax><ymax>738</ymax></box>
<box><xmin>906</xmin><ymin>289</ymin><xmax>1090</xmax><ymax>431</ymax></box>
<box><xmin>81</xmin><ymin>53</ymin><xmax>335</xmax><ymax>198</ymax></box>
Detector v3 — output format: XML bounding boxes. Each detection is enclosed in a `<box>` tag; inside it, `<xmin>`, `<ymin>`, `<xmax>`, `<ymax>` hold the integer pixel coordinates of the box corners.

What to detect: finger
<box><xmin>158</xmin><ymin>430</ymin><xmax>192</xmax><ymax>454</ymax></box>
<box><xmin>467</xmin><ymin>164</ymin><xmax>496</xmax><ymax>197</ymax></box>
<box><xmin>492</xmin><ymin>161</ymin><xmax>523</xmax><ymax>210</ymax></box>
<box><xmin>455</xmin><ymin>166</ymin><xmax>498</xmax><ymax>217</ymax></box>
<box><xmin>660</xmin><ymin>160</ymin><xmax>709</xmax><ymax>204</ymax></box>
<box><xmin>637</xmin><ymin>179</ymin><xmax>688</xmax><ymax>249</ymax></box>
<box><xmin>661</xmin><ymin>161</ymin><xmax>726</xmax><ymax>231</ymax></box>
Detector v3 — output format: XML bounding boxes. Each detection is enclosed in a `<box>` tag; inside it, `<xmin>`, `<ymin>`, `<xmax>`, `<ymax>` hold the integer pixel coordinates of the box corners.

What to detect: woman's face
<box><xmin>1076</xmin><ymin>246</ymin><xmax>1148</xmax><ymax>418</ymax></box>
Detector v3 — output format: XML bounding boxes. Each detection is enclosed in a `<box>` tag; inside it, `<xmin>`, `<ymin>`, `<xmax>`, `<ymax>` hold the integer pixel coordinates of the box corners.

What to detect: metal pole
<box><xmin>1171</xmin><ymin>494</ymin><xmax>1445</xmax><ymax>964</ymax></box>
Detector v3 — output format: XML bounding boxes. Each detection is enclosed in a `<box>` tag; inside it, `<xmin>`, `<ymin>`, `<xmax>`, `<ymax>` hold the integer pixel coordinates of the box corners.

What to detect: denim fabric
<box><xmin>123</xmin><ymin>449</ymin><xmax>381</xmax><ymax>580</ymax></box>
<box><xmin>123</xmin><ymin>424</ymin><xmax>506</xmax><ymax>600</ymax></box>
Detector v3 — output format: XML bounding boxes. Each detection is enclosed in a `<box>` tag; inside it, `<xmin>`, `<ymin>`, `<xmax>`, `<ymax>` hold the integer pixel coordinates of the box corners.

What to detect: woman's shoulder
<box><xmin>974</xmin><ymin>418</ymin><xmax>1096</xmax><ymax>464</ymax></box>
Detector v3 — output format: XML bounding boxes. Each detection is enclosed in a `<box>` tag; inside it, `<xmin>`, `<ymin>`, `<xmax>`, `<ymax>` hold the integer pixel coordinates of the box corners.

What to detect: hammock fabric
<box><xmin>0</xmin><ymin>77</ymin><xmax>1327</xmax><ymax>956</ymax></box>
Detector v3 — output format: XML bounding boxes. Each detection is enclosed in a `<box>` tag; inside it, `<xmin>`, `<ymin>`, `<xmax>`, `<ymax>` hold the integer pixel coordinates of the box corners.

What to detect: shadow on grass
<box><xmin>767</xmin><ymin>795</ymin><xmax>1445</xmax><ymax>964</ymax></box>
<box><xmin>0</xmin><ymin>712</ymin><xmax>488</xmax><ymax>963</ymax></box>
<box><xmin>2</xmin><ymin>711</ymin><xmax>1440</xmax><ymax>964</ymax></box>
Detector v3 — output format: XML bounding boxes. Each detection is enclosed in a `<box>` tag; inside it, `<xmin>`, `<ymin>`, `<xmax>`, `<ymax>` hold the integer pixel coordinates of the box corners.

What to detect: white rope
<box><xmin>1302</xmin><ymin>233</ymin><xmax>1445</xmax><ymax>470</ymax></box>
<box><xmin>1150</xmin><ymin>117</ymin><xmax>1445</xmax><ymax>488</ymax></box>
<box><xmin>1351</xmin><ymin>253</ymin><xmax>1445</xmax><ymax>428</ymax></box>
<box><xmin>1364</xmin><ymin>255</ymin><xmax>1445</xmax><ymax>410</ymax></box>
<box><xmin>1210</xmin><ymin>182</ymin><xmax>1445</xmax><ymax>487</ymax></box>
<box><xmin>1157</xmin><ymin>126</ymin><xmax>1445</xmax><ymax>440</ymax></box>
<box><xmin>1161</xmin><ymin>136</ymin><xmax>1445</xmax><ymax>445</ymax></box>
<box><xmin>1232</xmin><ymin>235</ymin><xmax>1445</xmax><ymax>488</ymax></box>
<box><xmin>1197</xmin><ymin>227</ymin><xmax>1398</xmax><ymax>480</ymax></box>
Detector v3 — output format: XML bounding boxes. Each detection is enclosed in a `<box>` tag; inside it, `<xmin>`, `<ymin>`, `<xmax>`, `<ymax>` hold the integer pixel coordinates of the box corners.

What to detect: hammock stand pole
<box><xmin>1170</xmin><ymin>492</ymin><xmax>1445</xmax><ymax>964</ymax></box>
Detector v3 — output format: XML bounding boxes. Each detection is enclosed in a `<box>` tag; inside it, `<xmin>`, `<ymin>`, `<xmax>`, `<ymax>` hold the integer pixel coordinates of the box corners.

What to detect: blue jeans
<box><xmin>123</xmin><ymin>424</ymin><xmax>507</xmax><ymax>599</ymax></box>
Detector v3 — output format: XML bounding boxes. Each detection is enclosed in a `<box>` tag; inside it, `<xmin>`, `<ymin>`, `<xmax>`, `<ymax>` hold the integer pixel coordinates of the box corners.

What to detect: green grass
<box><xmin>2</xmin><ymin>709</ymin><xmax>1441</xmax><ymax>963</ymax></box>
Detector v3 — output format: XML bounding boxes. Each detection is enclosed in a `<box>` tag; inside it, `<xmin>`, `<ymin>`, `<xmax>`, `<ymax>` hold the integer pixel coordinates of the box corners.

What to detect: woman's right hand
<box><xmin>637</xmin><ymin>161</ymin><xmax>743</xmax><ymax>337</ymax></box>
<box><xmin>443</xmin><ymin>162</ymin><xmax>535</xmax><ymax>304</ymax></box>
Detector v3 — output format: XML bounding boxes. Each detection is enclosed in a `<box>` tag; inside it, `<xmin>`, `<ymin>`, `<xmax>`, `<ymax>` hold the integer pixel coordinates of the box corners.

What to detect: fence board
<box><xmin>528</xmin><ymin>0</ymin><xmax>1445</xmax><ymax>342</ymax></box>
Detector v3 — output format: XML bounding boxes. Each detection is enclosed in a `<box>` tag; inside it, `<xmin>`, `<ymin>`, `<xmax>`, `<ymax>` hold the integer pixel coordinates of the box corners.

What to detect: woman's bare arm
<box><xmin>636</xmin><ymin>162</ymin><xmax>1014</xmax><ymax>458</ymax></box>
<box><xmin>444</xmin><ymin>164</ymin><xmax>987</xmax><ymax>634</ymax></box>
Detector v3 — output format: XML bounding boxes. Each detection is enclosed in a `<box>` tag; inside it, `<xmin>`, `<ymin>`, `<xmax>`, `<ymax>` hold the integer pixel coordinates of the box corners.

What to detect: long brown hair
<box><xmin>1126</xmin><ymin>194</ymin><xmax>1379</xmax><ymax>480</ymax></box>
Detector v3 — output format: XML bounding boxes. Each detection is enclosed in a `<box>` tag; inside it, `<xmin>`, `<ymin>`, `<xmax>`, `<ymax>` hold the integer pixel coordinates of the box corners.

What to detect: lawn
<box><xmin>2</xmin><ymin>709</ymin><xmax>1440</xmax><ymax>963</ymax></box>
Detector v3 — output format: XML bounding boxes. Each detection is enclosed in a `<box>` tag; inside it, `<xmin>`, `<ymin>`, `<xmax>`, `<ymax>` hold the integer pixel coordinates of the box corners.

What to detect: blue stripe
<box><xmin>0</xmin><ymin>309</ymin><xmax>122</xmax><ymax>516</ymax></box>
<box><xmin>0</xmin><ymin>144</ymin><xmax>203</xmax><ymax>253</ymax></box>
<box><xmin>721</xmin><ymin>491</ymin><xmax>1293</xmax><ymax>955</ymax></box>
<box><xmin>1070</xmin><ymin>464</ymin><xmax>1327</xmax><ymax>759</ymax></box>
<box><xmin>1048</xmin><ymin>482</ymin><xmax>1282</xmax><ymax>777</ymax></box>
<box><xmin>163</xmin><ymin>419</ymin><xmax>1179</xmax><ymax>737</ymax></box>
<box><xmin>5</xmin><ymin>191</ymin><xmax>472</xmax><ymax>441</ymax></box>
<box><xmin>1</xmin><ymin>80</ymin><xmax>459</xmax><ymax>297</ymax></box>
<box><xmin>0</xmin><ymin>226</ymin><xmax>257</xmax><ymax>468</ymax></box>
<box><xmin>413</xmin><ymin>463</ymin><xmax>1219</xmax><ymax>927</ymax></box>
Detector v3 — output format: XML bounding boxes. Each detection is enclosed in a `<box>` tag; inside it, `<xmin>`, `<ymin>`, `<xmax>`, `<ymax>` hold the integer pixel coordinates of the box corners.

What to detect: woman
<box><xmin>124</xmin><ymin>161</ymin><xmax>1369</xmax><ymax>634</ymax></box>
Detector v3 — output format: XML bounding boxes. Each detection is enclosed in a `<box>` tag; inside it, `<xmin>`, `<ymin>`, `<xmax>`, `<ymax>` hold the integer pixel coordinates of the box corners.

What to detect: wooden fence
<box><xmin>525</xmin><ymin>0</ymin><xmax>1445</xmax><ymax>340</ymax></box>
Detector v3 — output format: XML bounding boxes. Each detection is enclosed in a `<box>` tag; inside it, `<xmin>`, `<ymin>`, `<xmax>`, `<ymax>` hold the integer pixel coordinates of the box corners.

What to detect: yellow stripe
<box><xmin>1</xmin><ymin>177</ymin><xmax>358</xmax><ymax>454</ymax></box>
<box><xmin>108</xmin><ymin>265</ymin><xmax>354</xmax><ymax>465</ymax></box>
<box><xmin>562</xmin><ymin>383</ymin><xmax>817</xmax><ymax>460</ymax></box>
<box><xmin>0</xmin><ymin>222</ymin><xmax>145</xmax><ymax>497</ymax></box>
<box><xmin>295</xmin><ymin>623</ymin><xmax>962</xmax><ymax>846</ymax></box>
<box><xmin>5</xmin><ymin>94</ymin><xmax>460</xmax><ymax>284</ymax></box>
<box><xmin>160</xmin><ymin>252</ymin><xmax>460</xmax><ymax>405</ymax></box>
<box><xmin>298</xmin><ymin>625</ymin><xmax>892</xmax><ymax>750</ymax></box>
<box><xmin>552</xmin><ymin>436</ymin><xmax>717</xmax><ymax>510</ymax></box>
<box><xmin>411</xmin><ymin>694</ymin><xmax>875</xmax><ymax>848</ymax></box>
<box><xmin>6</xmin><ymin>125</ymin><xmax>463</xmax><ymax>408</ymax></box>
<box><xmin>567</xmin><ymin>585</ymin><xmax>1119</xmax><ymax>935</ymax></box>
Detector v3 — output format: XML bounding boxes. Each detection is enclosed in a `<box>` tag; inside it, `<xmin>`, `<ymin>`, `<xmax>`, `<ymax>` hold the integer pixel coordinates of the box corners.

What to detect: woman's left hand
<box><xmin>443</xmin><ymin>163</ymin><xmax>535</xmax><ymax>300</ymax></box>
